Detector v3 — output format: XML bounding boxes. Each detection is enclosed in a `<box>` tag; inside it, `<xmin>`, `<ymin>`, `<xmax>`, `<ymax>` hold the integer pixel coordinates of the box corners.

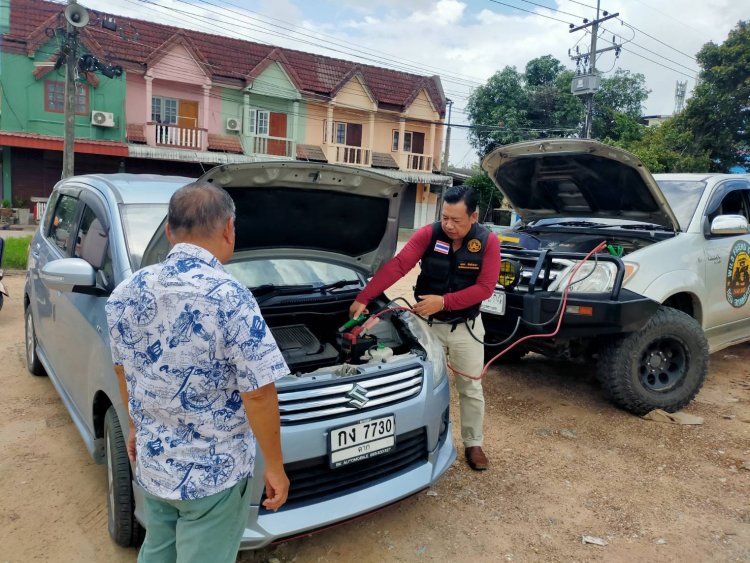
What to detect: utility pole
<box><xmin>435</xmin><ymin>98</ymin><xmax>453</xmax><ymax>221</ymax></box>
<box><xmin>61</xmin><ymin>0</ymin><xmax>88</xmax><ymax>178</ymax></box>
<box><xmin>569</xmin><ymin>1</ymin><xmax>619</xmax><ymax>138</ymax></box>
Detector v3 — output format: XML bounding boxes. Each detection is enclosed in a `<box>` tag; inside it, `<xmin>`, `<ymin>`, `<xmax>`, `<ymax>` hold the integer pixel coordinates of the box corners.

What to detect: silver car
<box><xmin>24</xmin><ymin>162</ymin><xmax>455</xmax><ymax>549</ymax></box>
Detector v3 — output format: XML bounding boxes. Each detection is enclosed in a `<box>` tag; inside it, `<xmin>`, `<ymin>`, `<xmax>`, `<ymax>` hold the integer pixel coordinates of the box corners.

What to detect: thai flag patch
<box><xmin>434</xmin><ymin>240</ymin><xmax>450</xmax><ymax>255</ymax></box>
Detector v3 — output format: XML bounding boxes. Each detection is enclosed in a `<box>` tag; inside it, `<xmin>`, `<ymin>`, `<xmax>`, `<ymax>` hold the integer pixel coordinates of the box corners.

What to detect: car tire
<box><xmin>104</xmin><ymin>406</ymin><xmax>144</xmax><ymax>547</ymax></box>
<box><xmin>596</xmin><ymin>306</ymin><xmax>709</xmax><ymax>415</ymax></box>
<box><xmin>25</xmin><ymin>307</ymin><xmax>46</xmax><ymax>377</ymax></box>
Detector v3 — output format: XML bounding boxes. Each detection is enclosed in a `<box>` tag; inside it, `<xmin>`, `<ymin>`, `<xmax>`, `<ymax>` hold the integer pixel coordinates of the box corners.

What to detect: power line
<box><xmin>617</xmin><ymin>19</ymin><xmax>698</xmax><ymax>62</ymax></box>
<box><xmin>486</xmin><ymin>0</ymin><xmax>574</xmax><ymax>25</ymax></box>
<box><xmin>619</xmin><ymin>46</ymin><xmax>697</xmax><ymax>80</ymax></box>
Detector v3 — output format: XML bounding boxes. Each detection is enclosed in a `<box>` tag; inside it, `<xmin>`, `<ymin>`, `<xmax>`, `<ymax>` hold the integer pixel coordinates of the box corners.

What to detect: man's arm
<box><xmin>241</xmin><ymin>384</ymin><xmax>289</xmax><ymax>511</ymax></box>
<box><xmin>113</xmin><ymin>364</ymin><xmax>136</xmax><ymax>462</ymax></box>
<box><xmin>350</xmin><ymin>225</ymin><xmax>432</xmax><ymax>317</ymax></box>
<box><xmin>442</xmin><ymin>234</ymin><xmax>501</xmax><ymax>311</ymax></box>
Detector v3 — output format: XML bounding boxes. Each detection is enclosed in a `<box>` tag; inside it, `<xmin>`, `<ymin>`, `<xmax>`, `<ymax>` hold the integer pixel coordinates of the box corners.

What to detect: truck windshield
<box><xmin>656</xmin><ymin>180</ymin><xmax>706</xmax><ymax>231</ymax></box>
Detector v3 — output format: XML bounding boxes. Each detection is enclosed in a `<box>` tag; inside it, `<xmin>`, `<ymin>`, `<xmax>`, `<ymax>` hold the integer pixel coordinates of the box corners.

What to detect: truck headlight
<box><xmin>548</xmin><ymin>261</ymin><xmax>618</xmax><ymax>293</ymax></box>
<box><xmin>394</xmin><ymin>304</ymin><xmax>448</xmax><ymax>387</ymax></box>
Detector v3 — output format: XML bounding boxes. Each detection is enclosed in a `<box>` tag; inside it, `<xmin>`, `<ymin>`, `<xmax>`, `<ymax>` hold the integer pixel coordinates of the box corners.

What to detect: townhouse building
<box><xmin>0</xmin><ymin>0</ymin><xmax>450</xmax><ymax>228</ymax></box>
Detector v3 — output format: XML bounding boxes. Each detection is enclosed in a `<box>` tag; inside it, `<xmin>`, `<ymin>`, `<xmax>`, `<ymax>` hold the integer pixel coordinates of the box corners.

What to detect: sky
<box><xmin>72</xmin><ymin>0</ymin><xmax>747</xmax><ymax>167</ymax></box>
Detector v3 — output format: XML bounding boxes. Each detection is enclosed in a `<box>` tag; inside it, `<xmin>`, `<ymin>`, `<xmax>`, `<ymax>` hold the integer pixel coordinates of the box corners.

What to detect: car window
<box><xmin>225</xmin><ymin>258</ymin><xmax>360</xmax><ymax>288</ymax></box>
<box><xmin>708</xmin><ymin>189</ymin><xmax>750</xmax><ymax>224</ymax></box>
<box><xmin>74</xmin><ymin>205</ymin><xmax>114</xmax><ymax>290</ymax></box>
<box><xmin>42</xmin><ymin>191</ymin><xmax>60</xmax><ymax>236</ymax></box>
<box><xmin>47</xmin><ymin>194</ymin><xmax>80</xmax><ymax>255</ymax></box>
<box><xmin>120</xmin><ymin>204</ymin><xmax>168</xmax><ymax>270</ymax></box>
<box><xmin>656</xmin><ymin>180</ymin><xmax>706</xmax><ymax>231</ymax></box>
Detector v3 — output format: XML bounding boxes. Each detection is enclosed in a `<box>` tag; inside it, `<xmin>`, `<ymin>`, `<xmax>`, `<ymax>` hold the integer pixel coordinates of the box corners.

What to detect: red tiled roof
<box><xmin>207</xmin><ymin>134</ymin><xmax>243</xmax><ymax>154</ymax></box>
<box><xmin>0</xmin><ymin>131</ymin><xmax>128</xmax><ymax>156</ymax></box>
<box><xmin>296</xmin><ymin>144</ymin><xmax>328</xmax><ymax>162</ymax></box>
<box><xmin>126</xmin><ymin>123</ymin><xmax>147</xmax><ymax>144</ymax></box>
<box><xmin>4</xmin><ymin>0</ymin><xmax>445</xmax><ymax>116</ymax></box>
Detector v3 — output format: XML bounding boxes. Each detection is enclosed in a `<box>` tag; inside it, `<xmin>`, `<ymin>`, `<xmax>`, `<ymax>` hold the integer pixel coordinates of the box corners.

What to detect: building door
<box><xmin>178</xmin><ymin>100</ymin><xmax>199</xmax><ymax>129</ymax></box>
<box><xmin>267</xmin><ymin>112</ymin><xmax>288</xmax><ymax>156</ymax></box>
<box><xmin>411</xmin><ymin>132</ymin><xmax>425</xmax><ymax>154</ymax></box>
<box><xmin>346</xmin><ymin>123</ymin><xmax>362</xmax><ymax>147</ymax></box>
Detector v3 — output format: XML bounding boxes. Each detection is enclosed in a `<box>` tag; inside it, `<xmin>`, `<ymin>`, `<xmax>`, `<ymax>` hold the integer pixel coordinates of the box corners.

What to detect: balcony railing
<box><xmin>154</xmin><ymin>123</ymin><xmax>205</xmax><ymax>149</ymax></box>
<box><xmin>334</xmin><ymin>145</ymin><xmax>371</xmax><ymax>166</ymax></box>
<box><xmin>248</xmin><ymin>135</ymin><xmax>294</xmax><ymax>158</ymax></box>
<box><xmin>405</xmin><ymin>153</ymin><xmax>433</xmax><ymax>172</ymax></box>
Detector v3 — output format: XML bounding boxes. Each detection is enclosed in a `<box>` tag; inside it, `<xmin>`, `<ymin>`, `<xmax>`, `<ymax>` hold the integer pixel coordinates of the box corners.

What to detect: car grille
<box><xmin>262</xmin><ymin>427</ymin><xmax>427</xmax><ymax>511</ymax></box>
<box><xmin>503</xmin><ymin>251</ymin><xmax>569</xmax><ymax>292</ymax></box>
<box><xmin>277</xmin><ymin>367</ymin><xmax>424</xmax><ymax>425</ymax></box>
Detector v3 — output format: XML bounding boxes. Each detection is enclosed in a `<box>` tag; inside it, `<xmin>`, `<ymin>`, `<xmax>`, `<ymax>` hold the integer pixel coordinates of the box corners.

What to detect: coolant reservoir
<box><xmin>364</xmin><ymin>344</ymin><xmax>394</xmax><ymax>363</ymax></box>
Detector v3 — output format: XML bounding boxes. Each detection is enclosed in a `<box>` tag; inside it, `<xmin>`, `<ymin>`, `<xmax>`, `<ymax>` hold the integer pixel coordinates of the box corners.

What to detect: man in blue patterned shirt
<box><xmin>106</xmin><ymin>181</ymin><xmax>289</xmax><ymax>562</ymax></box>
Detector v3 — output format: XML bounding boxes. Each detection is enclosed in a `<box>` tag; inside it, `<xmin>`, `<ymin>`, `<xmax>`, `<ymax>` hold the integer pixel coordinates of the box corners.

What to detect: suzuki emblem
<box><xmin>347</xmin><ymin>384</ymin><xmax>370</xmax><ymax>409</ymax></box>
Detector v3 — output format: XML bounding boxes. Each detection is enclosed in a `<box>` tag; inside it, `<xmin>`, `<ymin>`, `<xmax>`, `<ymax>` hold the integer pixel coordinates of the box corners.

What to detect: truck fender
<box><xmin>642</xmin><ymin>270</ymin><xmax>704</xmax><ymax>313</ymax></box>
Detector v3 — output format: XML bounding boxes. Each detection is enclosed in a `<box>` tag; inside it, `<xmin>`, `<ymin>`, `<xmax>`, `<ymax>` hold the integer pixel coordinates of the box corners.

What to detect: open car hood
<box><xmin>141</xmin><ymin>162</ymin><xmax>405</xmax><ymax>276</ymax></box>
<box><xmin>481</xmin><ymin>139</ymin><xmax>680</xmax><ymax>230</ymax></box>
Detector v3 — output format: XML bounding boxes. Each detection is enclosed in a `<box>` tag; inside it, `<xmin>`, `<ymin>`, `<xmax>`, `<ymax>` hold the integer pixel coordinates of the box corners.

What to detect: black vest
<box><xmin>414</xmin><ymin>222</ymin><xmax>490</xmax><ymax>320</ymax></box>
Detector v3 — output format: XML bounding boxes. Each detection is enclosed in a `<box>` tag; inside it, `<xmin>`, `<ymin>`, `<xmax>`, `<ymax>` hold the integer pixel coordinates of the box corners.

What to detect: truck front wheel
<box><xmin>596</xmin><ymin>306</ymin><xmax>709</xmax><ymax>415</ymax></box>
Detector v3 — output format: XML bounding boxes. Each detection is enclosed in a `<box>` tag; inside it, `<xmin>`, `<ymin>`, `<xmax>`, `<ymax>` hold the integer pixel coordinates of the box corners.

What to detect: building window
<box><xmin>247</xmin><ymin>109</ymin><xmax>270</xmax><ymax>135</ymax></box>
<box><xmin>45</xmin><ymin>80</ymin><xmax>88</xmax><ymax>114</ymax></box>
<box><xmin>391</xmin><ymin>130</ymin><xmax>399</xmax><ymax>152</ymax></box>
<box><xmin>335</xmin><ymin>122</ymin><xmax>346</xmax><ymax>145</ymax></box>
<box><xmin>151</xmin><ymin>96</ymin><xmax>178</xmax><ymax>124</ymax></box>
<box><xmin>403</xmin><ymin>131</ymin><xmax>413</xmax><ymax>152</ymax></box>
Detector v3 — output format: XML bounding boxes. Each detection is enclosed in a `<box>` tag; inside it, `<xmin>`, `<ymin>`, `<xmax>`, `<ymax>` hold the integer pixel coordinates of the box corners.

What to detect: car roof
<box><xmin>653</xmin><ymin>173</ymin><xmax>750</xmax><ymax>183</ymax></box>
<box><xmin>66</xmin><ymin>173</ymin><xmax>195</xmax><ymax>205</ymax></box>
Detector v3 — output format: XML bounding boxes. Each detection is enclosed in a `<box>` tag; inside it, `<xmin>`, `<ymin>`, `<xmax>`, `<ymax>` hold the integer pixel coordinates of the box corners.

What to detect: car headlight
<box><xmin>547</xmin><ymin>260</ymin><xmax>618</xmax><ymax>293</ymax></box>
<box><xmin>392</xmin><ymin>303</ymin><xmax>448</xmax><ymax>387</ymax></box>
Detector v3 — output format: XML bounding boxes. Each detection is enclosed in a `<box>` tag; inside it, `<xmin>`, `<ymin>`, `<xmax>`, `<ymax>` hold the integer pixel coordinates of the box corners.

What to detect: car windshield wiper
<box><xmin>252</xmin><ymin>279</ymin><xmax>361</xmax><ymax>304</ymax></box>
<box><xmin>604</xmin><ymin>223</ymin><xmax>675</xmax><ymax>231</ymax></box>
<box><xmin>531</xmin><ymin>220</ymin><xmax>608</xmax><ymax>228</ymax></box>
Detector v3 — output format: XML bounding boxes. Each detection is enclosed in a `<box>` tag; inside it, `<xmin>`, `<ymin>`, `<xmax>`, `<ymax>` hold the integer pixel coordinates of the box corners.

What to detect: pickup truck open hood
<box><xmin>142</xmin><ymin>162</ymin><xmax>405</xmax><ymax>276</ymax></box>
<box><xmin>482</xmin><ymin>139</ymin><xmax>681</xmax><ymax>231</ymax></box>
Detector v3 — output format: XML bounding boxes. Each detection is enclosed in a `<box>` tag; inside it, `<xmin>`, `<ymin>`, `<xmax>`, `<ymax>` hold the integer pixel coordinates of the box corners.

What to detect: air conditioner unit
<box><xmin>570</xmin><ymin>74</ymin><xmax>601</xmax><ymax>96</ymax></box>
<box><xmin>91</xmin><ymin>110</ymin><xmax>115</xmax><ymax>128</ymax></box>
<box><xmin>226</xmin><ymin>117</ymin><xmax>242</xmax><ymax>132</ymax></box>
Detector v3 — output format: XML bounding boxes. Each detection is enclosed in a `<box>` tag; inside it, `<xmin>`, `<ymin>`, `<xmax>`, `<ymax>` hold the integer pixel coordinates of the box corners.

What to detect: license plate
<box><xmin>329</xmin><ymin>415</ymin><xmax>395</xmax><ymax>468</ymax></box>
<box><xmin>480</xmin><ymin>291</ymin><xmax>506</xmax><ymax>315</ymax></box>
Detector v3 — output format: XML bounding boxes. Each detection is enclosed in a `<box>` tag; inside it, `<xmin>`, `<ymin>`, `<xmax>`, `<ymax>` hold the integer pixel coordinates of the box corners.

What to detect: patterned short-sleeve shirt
<box><xmin>105</xmin><ymin>243</ymin><xmax>289</xmax><ymax>501</ymax></box>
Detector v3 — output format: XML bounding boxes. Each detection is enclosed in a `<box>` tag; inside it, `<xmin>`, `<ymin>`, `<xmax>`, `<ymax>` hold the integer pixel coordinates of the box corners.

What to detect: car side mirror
<box><xmin>40</xmin><ymin>258</ymin><xmax>96</xmax><ymax>293</ymax></box>
<box><xmin>710</xmin><ymin>214</ymin><xmax>749</xmax><ymax>236</ymax></box>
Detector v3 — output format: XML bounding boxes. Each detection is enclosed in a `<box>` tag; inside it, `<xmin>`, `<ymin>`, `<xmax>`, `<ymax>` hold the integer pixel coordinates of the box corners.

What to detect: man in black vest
<box><xmin>351</xmin><ymin>186</ymin><xmax>501</xmax><ymax>470</ymax></box>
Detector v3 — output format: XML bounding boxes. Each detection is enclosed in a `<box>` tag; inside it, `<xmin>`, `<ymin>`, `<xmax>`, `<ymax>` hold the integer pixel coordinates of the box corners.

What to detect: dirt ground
<box><xmin>1</xmin><ymin>267</ymin><xmax>748</xmax><ymax>563</ymax></box>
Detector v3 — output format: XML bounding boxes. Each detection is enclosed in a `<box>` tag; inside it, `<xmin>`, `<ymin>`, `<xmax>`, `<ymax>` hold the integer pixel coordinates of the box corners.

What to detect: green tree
<box><xmin>593</xmin><ymin>69</ymin><xmax>650</xmax><ymax>142</ymax></box>
<box><xmin>614</xmin><ymin>119</ymin><xmax>711</xmax><ymax>172</ymax></box>
<box><xmin>464</xmin><ymin>171</ymin><xmax>502</xmax><ymax>221</ymax></box>
<box><xmin>675</xmin><ymin>20</ymin><xmax>750</xmax><ymax>171</ymax></box>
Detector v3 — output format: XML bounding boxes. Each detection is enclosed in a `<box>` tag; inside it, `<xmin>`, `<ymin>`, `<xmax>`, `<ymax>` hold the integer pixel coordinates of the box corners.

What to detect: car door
<box><xmin>52</xmin><ymin>192</ymin><xmax>117</xmax><ymax>428</ymax></box>
<box><xmin>702</xmin><ymin>180</ymin><xmax>750</xmax><ymax>339</ymax></box>
<box><xmin>30</xmin><ymin>190</ymin><xmax>82</xmax><ymax>367</ymax></box>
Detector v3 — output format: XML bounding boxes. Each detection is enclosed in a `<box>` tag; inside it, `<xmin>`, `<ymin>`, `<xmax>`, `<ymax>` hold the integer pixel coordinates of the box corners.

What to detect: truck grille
<box><xmin>263</xmin><ymin>427</ymin><xmax>427</xmax><ymax>510</ymax></box>
<box><xmin>277</xmin><ymin>367</ymin><xmax>424</xmax><ymax>425</ymax></box>
<box><xmin>504</xmin><ymin>252</ymin><xmax>569</xmax><ymax>292</ymax></box>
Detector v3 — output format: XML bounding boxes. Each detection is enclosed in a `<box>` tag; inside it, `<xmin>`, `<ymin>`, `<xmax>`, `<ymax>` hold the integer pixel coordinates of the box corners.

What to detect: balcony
<box><xmin>333</xmin><ymin>145</ymin><xmax>371</xmax><ymax>166</ymax></box>
<box><xmin>405</xmin><ymin>153</ymin><xmax>433</xmax><ymax>172</ymax></box>
<box><xmin>150</xmin><ymin>123</ymin><xmax>206</xmax><ymax>150</ymax></box>
<box><xmin>248</xmin><ymin>135</ymin><xmax>294</xmax><ymax>158</ymax></box>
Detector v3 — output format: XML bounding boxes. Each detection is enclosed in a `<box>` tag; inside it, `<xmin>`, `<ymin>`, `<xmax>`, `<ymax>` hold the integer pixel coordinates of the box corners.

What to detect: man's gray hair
<box><xmin>168</xmin><ymin>181</ymin><xmax>236</xmax><ymax>236</ymax></box>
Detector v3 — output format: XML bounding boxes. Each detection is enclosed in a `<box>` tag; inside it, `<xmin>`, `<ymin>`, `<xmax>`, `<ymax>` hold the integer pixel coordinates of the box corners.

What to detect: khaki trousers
<box><xmin>430</xmin><ymin>315</ymin><xmax>485</xmax><ymax>448</ymax></box>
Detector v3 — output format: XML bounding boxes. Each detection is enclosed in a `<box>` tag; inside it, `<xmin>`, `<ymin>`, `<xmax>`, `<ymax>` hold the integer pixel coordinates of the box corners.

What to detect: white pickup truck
<box><xmin>480</xmin><ymin>139</ymin><xmax>750</xmax><ymax>415</ymax></box>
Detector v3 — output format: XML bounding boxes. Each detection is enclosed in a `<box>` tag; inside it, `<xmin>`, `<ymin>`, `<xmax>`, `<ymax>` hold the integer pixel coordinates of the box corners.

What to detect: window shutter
<box><xmin>246</xmin><ymin>108</ymin><xmax>256</xmax><ymax>135</ymax></box>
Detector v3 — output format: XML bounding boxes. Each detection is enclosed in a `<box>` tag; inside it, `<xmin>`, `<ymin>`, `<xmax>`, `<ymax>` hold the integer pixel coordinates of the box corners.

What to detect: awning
<box><xmin>0</xmin><ymin>131</ymin><xmax>128</xmax><ymax>157</ymax></box>
<box><xmin>368</xmin><ymin>169</ymin><xmax>453</xmax><ymax>186</ymax></box>
<box><xmin>128</xmin><ymin>144</ymin><xmax>290</xmax><ymax>165</ymax></box>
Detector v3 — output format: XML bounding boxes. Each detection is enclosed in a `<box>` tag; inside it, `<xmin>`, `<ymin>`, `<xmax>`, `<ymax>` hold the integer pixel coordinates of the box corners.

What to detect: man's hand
<box><xmin>349</xmin><ymin>300</ymin><xmax>368</xmax><ymax>319</ymax></box>
<box><xmin>127</xmin><ymin>421</ymin><xmax>136</xmax><ymax>462</ymax></box>
<box><xmin>413</xmin><ymin>295</ymin><xmax>445</xmax><ymax>317</ymax></box>
<box><xmin>261</xmin><ymin>467</ymin><xmax>290</xmax><ymax>511</ymax></box>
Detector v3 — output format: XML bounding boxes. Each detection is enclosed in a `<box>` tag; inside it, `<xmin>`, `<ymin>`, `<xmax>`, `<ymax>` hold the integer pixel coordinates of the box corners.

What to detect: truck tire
<box><xmin>25</xmin><ymin>307</ymin><xmax>46</xmax><ymax>377</ymax></box>
<box><xmin>596</xmin><ymin>306</ymin><xmax>709</xmax><ymax>415</ymax></box>
<box><xmin>104</xmin><ymin>406</ymin><xmax>144</xmax><ymax>547</ymax></box>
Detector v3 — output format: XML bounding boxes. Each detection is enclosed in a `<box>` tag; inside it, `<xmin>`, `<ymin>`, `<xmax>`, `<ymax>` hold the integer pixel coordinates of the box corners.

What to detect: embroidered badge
<box><xmin>467</xmin><ymin>239</ymin><xmax>482</xmax><ymax>253</ymax></box>
<box><xmin>434</xmin><ymin>240</ymin><xmax>450</xmax><ymax>255</ymax></box>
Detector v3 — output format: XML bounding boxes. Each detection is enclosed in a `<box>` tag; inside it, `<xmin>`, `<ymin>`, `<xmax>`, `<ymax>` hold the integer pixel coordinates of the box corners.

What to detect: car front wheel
<box><xmin>596</xmin><ymin>306</ymin><xmax>709</xmax><ymax>415</ymax></box>
<box><xmin>104</xmin><ymin>406</ymin><xmax>144</xmax><ymax>547</ymax></box>
<box><xmin>25</xmin><ymin>307</ymin><xmax>46</xmax><ymax>376</ymax></box>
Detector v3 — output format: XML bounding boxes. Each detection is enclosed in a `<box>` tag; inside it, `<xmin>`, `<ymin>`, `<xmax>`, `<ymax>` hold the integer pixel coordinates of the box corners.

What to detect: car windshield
<box><xmin>655</xmin><ymin>180</ymin><xmax>707</xmax><ymax>230</ymax></box>
<box><xmin>120</xmin><ymin>204</ymin><xmax>168</xmax><ymax>270</ymax></box>
<box><xmin>225</xmin><ymin>258</ymin><xmax>362</xmax><ymax>290</ymax></box>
